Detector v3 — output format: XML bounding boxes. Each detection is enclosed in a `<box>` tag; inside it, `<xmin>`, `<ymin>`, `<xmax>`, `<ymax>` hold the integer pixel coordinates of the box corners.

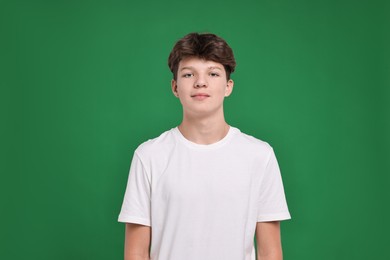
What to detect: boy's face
<box><xmin>171</xmin><ymin>57</ymin><xmax>234</xmax><ymax>118</ymax></box>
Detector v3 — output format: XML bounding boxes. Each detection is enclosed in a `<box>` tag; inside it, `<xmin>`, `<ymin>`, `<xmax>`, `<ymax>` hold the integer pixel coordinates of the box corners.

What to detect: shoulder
<box><xmin>231</xmin><ymin>127</ymin><xmax>274</xmax><ymax>158</ymax></box>
<box><xmin>134</xmin><ymin>128</ymin><xmax>177</xmax><ymax>159</ymax></box>
<box><xmin>232</xmin><ymin>127</ymin><xmax>273</xmax><ymax>151</ymax></box>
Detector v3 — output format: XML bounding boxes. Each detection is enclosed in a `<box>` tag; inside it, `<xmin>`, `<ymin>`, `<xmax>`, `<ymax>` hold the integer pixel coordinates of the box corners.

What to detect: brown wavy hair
<box><xmin>168</xmin><ymin>32</ymin><xmax>236</xmax><ymax>80</ymax></box>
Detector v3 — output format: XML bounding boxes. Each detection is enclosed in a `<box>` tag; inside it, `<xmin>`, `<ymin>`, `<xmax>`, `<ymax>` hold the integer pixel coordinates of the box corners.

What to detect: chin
<box><xmin>185</xmin><ymin>106</ymin><xmax>222</xmax><ymax>117</ymax></box>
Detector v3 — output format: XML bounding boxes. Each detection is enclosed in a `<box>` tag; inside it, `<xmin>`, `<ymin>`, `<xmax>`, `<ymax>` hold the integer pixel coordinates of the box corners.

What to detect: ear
<box><xmin>225</xmin><ymin>79</ymin><xmax>234</xmax><ymax>97</ymax></box>
<box><xmin>171</xmin><ymin>79</ymin><xmax>179</xmax><ymax>97</ymax></box>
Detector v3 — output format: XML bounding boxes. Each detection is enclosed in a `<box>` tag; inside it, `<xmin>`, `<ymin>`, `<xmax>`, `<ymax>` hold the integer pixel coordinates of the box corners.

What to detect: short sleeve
<box><xmin>257</xmin><ymin>147</ymin><xmax>291</xmax><ymax>222</ymax></box>
<box><xmin>118</xmin><ymin>152</ymin><xmax>151</xmax><ymax>226</ymax></box>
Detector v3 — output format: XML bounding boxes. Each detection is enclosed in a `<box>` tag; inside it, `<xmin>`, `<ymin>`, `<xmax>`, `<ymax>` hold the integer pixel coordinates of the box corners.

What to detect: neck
<box><xmin>178</xmin><ymin>112</ymin><xmax>230</xmax><ymax>145</ymax></box>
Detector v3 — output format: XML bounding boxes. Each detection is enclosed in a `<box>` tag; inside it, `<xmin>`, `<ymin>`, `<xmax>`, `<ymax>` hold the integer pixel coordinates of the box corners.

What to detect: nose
<box><xmin>194</xmin><ymin>78</ymin><xmax>207</xmax><ymax>88</ymax></box>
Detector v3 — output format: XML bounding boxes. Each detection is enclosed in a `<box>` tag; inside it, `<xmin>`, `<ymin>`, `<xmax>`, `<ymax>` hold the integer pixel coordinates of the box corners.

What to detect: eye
<box><xmin>182</xmin><ymin>73</ymin><xmax>193</xmax><ymax>78</ymax></box>
<box><xmin>210</xmin><ymin>72</ymin><xmax>220</xmax><ymax>77</ymax></box>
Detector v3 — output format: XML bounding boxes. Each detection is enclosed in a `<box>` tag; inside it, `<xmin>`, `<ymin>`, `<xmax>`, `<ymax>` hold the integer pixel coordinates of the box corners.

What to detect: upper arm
<box><xmin>256</xmin><ymin>221</ymin><xmax>283</xmax><ymax>260</ymax></box>
<box><xmin>124</xmin><ymin>223</ymin><xmax>151</xmax><ymax>260</ymax></box>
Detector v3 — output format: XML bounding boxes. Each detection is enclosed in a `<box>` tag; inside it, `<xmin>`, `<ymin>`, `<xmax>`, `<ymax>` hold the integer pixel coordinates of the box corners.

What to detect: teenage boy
<box><xmin>118</xmin><ymin>32</ymin><xmax>291</xmax><ymax>260</ymax></box>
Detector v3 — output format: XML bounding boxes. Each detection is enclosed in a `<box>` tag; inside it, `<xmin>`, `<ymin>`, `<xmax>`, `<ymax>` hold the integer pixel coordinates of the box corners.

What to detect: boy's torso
<box><xmin>136</xmin><ymin>127</ymin><xmax>270</xmax><ymax>260</ymax></box>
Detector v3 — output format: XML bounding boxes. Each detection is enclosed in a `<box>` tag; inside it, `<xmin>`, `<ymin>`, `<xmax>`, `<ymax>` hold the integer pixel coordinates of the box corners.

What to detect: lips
<box><xmin>191</xmin><ymin>93</ymin><xmax>210</xmax><ymax>97</ymax></box>
<box><xmin>191</xmin><ymin>93</ymin><xmax>210</xmax><ymax>101</ymax></box>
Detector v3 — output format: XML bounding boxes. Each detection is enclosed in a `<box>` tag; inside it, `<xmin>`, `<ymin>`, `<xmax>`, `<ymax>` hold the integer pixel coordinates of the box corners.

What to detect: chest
<box><xmin>152</xmin><ymin>150</ymin><xmax>257</xmax><ymax>206</ymax></box>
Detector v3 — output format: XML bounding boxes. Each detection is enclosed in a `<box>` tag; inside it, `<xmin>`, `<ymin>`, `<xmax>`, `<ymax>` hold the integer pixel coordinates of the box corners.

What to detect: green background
<box><xmin>1</xmin><ymin>0</ymin><xmax>389</xmax><ymax>259</ymax></box>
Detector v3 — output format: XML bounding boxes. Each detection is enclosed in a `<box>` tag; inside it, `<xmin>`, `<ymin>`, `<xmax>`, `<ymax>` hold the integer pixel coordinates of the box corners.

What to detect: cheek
<box><xmin>176</xmin><ymin>79</ymin><xmax>192</xmax><ymax>91</ymax></box>
<box><xmin>217</xmin><ymin>83</ymin><xmax>229</xmax><ymax>95</ymax></box>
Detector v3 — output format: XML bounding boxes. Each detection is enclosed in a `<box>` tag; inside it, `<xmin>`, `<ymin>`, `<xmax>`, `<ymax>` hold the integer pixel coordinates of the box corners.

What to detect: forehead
<box><xmin>178</xmin><ymin>57</ymin><xmax>225</xmax><ymax>70</ymax></box>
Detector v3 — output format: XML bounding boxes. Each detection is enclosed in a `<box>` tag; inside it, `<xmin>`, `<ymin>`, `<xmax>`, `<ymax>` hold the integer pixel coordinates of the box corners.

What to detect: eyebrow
<box><xmin>208</xmin><ymin>66</ymin><xmax>223</xmax><ymax>70</ymax></box>
<box><xmin>180</xmin><ymin>66</ymin><xmax>223</xmax><ymax>71</ymax></box>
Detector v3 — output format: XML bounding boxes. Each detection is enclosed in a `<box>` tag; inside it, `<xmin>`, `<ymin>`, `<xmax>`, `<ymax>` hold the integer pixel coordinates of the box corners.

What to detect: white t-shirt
<box><xmin>118</xmin><ymin>126</ymin><xmax>291</xmax><ymax>260</ymax></box>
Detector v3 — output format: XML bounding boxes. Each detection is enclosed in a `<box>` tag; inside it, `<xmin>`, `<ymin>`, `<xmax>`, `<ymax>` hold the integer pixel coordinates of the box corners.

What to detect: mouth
<box><xmin>191</xmin><ymin>93</ymin><xmax>210</xmax><ymax>100</ymax></box>
<box><xmin>191</xmin><ymin>93</ymin><xmax>210</xmax><ymax>97</ymax></box>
